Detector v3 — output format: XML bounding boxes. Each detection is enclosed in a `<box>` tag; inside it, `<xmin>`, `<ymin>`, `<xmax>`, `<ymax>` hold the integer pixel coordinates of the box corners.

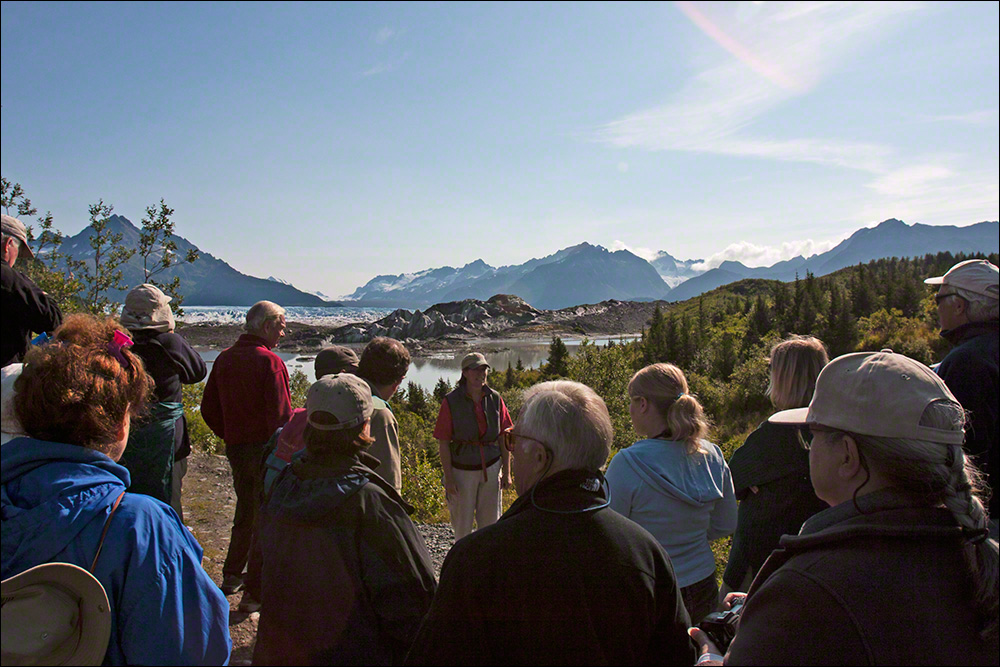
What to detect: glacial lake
<box><xmin>186</xmin><ymin>305</ymin><xmax>639</xmax><ymax>391</ymax></box>
<box><xmin>198</xmin><ymin>336</ymin><xmax>639</xmax><ymax>392</ymax></box>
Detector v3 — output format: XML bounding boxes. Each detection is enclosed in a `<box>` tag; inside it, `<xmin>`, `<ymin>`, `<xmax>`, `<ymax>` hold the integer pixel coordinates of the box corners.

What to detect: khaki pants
<box><xmin>448</xmin><ymin>459</ymin><xmax>502</xmax><ymax>541</ymax></box>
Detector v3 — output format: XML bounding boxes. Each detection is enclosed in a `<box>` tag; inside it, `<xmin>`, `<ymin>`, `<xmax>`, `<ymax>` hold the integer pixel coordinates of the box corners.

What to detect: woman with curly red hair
<box><xmin>0</xmin><ymin>314</ymin><xmax>230</xmax><ymax>665</ymax></box>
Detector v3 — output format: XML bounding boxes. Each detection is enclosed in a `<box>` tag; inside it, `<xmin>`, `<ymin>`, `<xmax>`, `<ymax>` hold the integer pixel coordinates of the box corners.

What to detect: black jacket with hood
<box><xmin>252</xmin><ymin>451</ymin><xmax>437</xmax><ymax>666</ymax></box>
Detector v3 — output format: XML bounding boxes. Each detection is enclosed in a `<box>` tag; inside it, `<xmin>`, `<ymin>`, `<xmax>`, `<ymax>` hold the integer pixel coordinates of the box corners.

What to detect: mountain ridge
<box><xmin>55</xmin><ymin>215</ymin><xmax>342</xmax><ymax>307</ymax></box>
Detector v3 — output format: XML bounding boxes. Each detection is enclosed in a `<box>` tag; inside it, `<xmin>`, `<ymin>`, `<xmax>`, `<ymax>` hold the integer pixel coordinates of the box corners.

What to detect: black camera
<box><xmin>697</xmin><ymin>596</ymin><xmax>745</xmax><ymax>652</ymax></box>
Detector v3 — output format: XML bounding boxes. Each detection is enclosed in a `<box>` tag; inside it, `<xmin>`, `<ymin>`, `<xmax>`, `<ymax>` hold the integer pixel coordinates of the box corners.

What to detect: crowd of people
<box><xmin>0</xmin><ymin>211</ymin><xmax>996</xmax><ymax>667</ymax></box>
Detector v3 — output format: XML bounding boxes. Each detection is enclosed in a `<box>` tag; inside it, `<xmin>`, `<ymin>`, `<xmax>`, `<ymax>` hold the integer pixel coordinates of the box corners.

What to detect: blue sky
<box><xmin>2</xmin><ymin>1</ymin><xmax>997</xmax><ymax>297</ymax></box>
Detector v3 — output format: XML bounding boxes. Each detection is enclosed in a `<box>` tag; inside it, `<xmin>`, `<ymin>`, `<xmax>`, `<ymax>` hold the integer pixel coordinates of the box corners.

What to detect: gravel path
<box><xmin>416</xmin><ymin>523</ymin><xmax>456</xmax><ymax>578</ymax></box>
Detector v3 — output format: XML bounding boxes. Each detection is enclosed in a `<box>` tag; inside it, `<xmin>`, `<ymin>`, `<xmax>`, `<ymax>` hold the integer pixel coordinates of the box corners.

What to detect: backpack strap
<box><xmin>90</xmin><ymin>492</ymin><xmax>125</xmax><ymax>574</ymax></box>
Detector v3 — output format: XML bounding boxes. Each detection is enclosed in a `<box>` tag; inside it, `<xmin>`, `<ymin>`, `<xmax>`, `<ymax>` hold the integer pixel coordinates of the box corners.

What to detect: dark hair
<box><xmin>358</xmin><ymin>337</ymin><xmax>410</xmax><ymax>386</ymax></box>
<box><xmin>15</xmin><ymin>314</ymin><xmax>152</xmax><ymax>455</ymax></box>
<box><xmin>303</xmin><ymin>411</ymin><xmax>375</xmax><ymax>460</ymax></box>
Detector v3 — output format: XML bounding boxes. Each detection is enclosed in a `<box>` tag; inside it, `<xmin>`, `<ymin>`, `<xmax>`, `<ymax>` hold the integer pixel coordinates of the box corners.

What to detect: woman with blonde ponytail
<box><xmin>606</xmin><ymin>363</ymin><xmax>737</xmax><ymax>624</ymax></box>
<box><xmin>691</xmin><ymin>350</ymin><xmax>998</xmax><ymax>665</ymax></box>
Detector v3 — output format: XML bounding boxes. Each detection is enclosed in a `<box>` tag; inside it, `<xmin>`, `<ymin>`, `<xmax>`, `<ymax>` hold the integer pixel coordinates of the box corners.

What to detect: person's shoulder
<box><xmin>156</xmin><ymin>331</ymin><xmax>197</xmax><ymax>352</ymax></box>
<box><xmin>0</xmin><ymin>262</ymin><xmax>16</xmax><ymax>287</ymax></box>
<box><xmin>1</xmin><ymin>263</ymin><xmax>37</xmax><ymax>291</ymax></box>
<box><xmin>116</xmin><ymin>493</ymin><xmax>201</xmax><ymax>557</ymax></box>
<box><xmin>700</xmin><ymin>439</ymin><xmax>726</xmax><ymax>461</ymax></box>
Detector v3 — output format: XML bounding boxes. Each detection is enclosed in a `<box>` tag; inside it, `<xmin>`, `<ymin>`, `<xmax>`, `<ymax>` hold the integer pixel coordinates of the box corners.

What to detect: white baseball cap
<box><xmin>924</xmin><ymin>259</ymin><xmax>999</xmax><ymax>300</ymax></box>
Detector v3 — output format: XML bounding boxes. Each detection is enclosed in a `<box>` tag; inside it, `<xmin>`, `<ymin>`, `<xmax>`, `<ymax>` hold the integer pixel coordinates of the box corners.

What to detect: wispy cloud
<box><xmin>361</xmin><ymin>52</ymin><xmax>411</xmax><ymax>78</ymax></box>
<box><xmin>692</xmin><ymin>238</ymin><xmax>844</xmax><ymax>271</ymax></box>
<box><xmin>374</xmin><ymin>26</ymin><xmax>402</xmax><ymax>44</ymax></box>
<box><xmin>867</xmin><ymin>164</ymin><xmax>953</xmax><ymax>197</ymax></box>
<box><xmin>922</xmin><ymin>108</ymin><xmax>999</xmax><ymax>126</ymax></box>
<box><xmin>362</xmin><ymin>62</ymin><xmax>393</xmax><ymax>77</ymax></box>
<box><xmin>596</xmin><ymin>1</ymin><xmax>922</xmax><ymax>170</ymax></box>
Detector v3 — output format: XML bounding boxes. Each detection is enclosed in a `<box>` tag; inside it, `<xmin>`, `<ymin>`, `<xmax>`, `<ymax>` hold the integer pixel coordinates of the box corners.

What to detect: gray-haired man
<box><xmin>925</xmin><ymin>259</ymin><xmax>999</xmax><ymax>538</ymax></box>
<box><xmin>407</xmin><ymin>380</ymin><xmax>696</xmax><ymax>665</ymax></box>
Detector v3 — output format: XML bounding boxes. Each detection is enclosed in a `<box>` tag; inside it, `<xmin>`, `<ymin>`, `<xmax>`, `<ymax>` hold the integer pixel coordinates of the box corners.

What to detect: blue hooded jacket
<box><xmin>606</xmin><ymin>438</ymin><xmax>737</xmax><ymax>587</ymax></box>
<box><xmin>1</xmin><ymin>437</ymin><xmax>231</xmax><ymax>666</ymax></box>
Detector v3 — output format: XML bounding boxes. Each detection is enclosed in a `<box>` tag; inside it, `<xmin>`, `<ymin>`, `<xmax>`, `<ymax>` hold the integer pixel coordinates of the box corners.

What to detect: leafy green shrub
<box><xmin>289</xmin><ymin>369</ymin><xmax>310</xmax><ymax>409</ymax></box>
<box><xmin>181</xmin><ymin>382</ymin><xmax>224</xmax><ymax>455</ymax></box>
<box><xmin>401</xmin><ymin>440</ymin><xmax>449</xmax><ymax>523</ymax></box>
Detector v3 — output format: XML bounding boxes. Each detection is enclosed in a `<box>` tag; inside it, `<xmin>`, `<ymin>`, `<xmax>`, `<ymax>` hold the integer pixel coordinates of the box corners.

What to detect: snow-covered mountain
<box><xmin>649</xmin><ymin>251</ymin><xmax>706</xmax><ymax>288</ymax></box>
<box><xmin>345</xmin><ymin>243</ymin><xmax>670</xmax><ymax>309</ymax></box>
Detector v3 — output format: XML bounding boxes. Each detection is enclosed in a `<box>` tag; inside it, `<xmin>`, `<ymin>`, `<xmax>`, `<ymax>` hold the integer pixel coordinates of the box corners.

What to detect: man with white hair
<box><xmin>1</xmin><ymin>214</ymin><xmax>62</xmax><ymax>367</ymax></box>
<box><xmin>925</xmin><ymin>258</ymin><xmax>999</xmax><ymax>538</ymax></box>
<box><xmin>406</xmin><ymin>380</ymin><xmax>696</xmax><ymax>665</ymax></box>
<box><xmin>202</xmin><ymin>300</ymin><xmax>293</xmax><ymax>595</ymax></box>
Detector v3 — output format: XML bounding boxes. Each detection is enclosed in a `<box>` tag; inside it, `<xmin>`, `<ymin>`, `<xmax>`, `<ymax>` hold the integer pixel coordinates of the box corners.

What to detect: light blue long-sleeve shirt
<box><xmin>606</xmin><ymin>438</ymin><xmax>737</xmax><ymax>587</ymax></box>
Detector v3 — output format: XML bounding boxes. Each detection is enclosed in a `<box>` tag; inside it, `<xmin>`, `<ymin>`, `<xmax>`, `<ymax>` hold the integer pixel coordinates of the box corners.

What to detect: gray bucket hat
<box><xmin>120</xmin><ymin>284</ymin><xmax>175</xmax><ymax>333</ymax></box>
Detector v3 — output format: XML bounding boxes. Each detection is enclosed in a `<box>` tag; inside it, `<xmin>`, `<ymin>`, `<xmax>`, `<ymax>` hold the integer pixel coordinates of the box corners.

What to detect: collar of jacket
<box><xmin>235</xmin><ymin>333</ymin><xmax>273</xmax><ymax>349</ymax></box>
<box><xmin>777</xmin><ymin>488</ymin><xmax>963</xmax><ymax>552</ymax></box>
<box><xmin>291</xmin><ymin>451</ymin><xmax>415</xmax><ymax>515</ymax></box>
<box><xmin>502</xmin><ymin>469</ymin><xmax>607</xmax><ymax>519</ymax></box>
<box><xmin>940</xmin><ymin>319</ymin><xmax>999</xmax><ymax>346</ymax></box>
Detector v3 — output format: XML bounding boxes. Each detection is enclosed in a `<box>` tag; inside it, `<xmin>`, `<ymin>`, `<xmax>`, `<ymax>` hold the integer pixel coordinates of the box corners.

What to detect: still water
<box><xmin>198</xmin><ymin>336</ymin><xmax>638</xmax><ymax>391</ymax></box>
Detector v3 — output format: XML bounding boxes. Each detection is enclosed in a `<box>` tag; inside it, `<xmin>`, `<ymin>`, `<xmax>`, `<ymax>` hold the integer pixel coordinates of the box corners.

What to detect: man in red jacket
<box><xmin>201</xmin><ymin>300</ymin><xmax>292</xmax><ymax>595</ymax></box>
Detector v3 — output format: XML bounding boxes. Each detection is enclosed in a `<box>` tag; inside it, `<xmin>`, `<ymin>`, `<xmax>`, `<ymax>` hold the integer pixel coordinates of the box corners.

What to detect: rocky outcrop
<box><xmin>329</xmin><ymin>295</ymin><xmax>541</xmax><ymax>343</ymax></box>
<box><xmin>326</xmin><ymin>294</ymin><xmax>665</xmax><ymax>344</ymax></box>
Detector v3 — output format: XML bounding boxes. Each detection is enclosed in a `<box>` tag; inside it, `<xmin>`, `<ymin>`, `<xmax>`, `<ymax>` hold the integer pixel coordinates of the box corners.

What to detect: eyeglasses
<box><xmin>798</xmin><ymin>423</ymin><xmax>843</xmax><ymax>450</ymax></box>
<box><xmin>935</xmin><ymin>292</ymin><xmax>965</xmax><ymax>305</ymax></box>
<box><xmin>507</xmin><ymin>428</ymin><xmax>551</xmax><ymax>454</ymax></box>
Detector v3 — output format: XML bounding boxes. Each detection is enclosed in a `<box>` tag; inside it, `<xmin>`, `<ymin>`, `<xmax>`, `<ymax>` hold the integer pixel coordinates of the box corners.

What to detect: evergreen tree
<box><xmin>746</xmin><ymin>293</ymin><xmax>771</xmax><ymax>347</ymax></box>
<box><xmin>678</xmin><ymin>313</ymin><xmax>692</xmax><ymax>367</ymax></box>
<box><xmin>644</xmin><ymin>305</ymin><xmax>666</xmax><ymax>363</ymax></box>
<box><xmin>545</xmin><ymin>336</ymin><xmax>570</xmax><ymax>378</ymax></box>
<box><xmin>824</xmin><ymin>282</ymin><xmax>858</xmax><ymax>356</ymax></box>
<box><xmin>405</xmin><ymin>382</ymin><xmax>432</xmax><ymax>420</ymax></box>
<box><xmin>852</xmin><ymin>263</ymin><xmax>878</xmax><ymax>317</ymax></box>
<box><xmin>433</xmin><ymin>377</ymin><xmax>452</xmax><ymax>403</ymax></box>
<box><xmin>664</xmin><ymin>311</ymin><xmax>679</xmax><ymax>362</ymax></box>
<box><xmin>504</xmin><ymin>361</ymin><xmax>516</xmax><ymax>389</ymax></box>
<box><xmin>516</xmin><ymin>357</ymin><xmax>525</xmax><ymax>372</ymax></box>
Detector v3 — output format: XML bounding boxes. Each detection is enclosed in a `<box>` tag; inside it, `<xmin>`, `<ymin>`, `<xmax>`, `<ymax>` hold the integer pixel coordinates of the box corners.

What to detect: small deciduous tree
<box><xmin>138</xmin><ymin>199</ymin><xmax>199</xmax><ymax>315</ymax></box>
<box><xmin>1</xmin><ymin>178</ymin><xmax>84</xmax><ymax>313</ymax></box>
<box><xmin>77</xmin><ymin>200</ymin><xmax>135</xmax><ymax>315</ymax></box>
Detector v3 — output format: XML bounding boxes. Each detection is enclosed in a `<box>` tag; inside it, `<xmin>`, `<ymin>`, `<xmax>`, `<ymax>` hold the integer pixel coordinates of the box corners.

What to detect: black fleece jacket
<box><xmin>1</xmin><ymin>263</ymin><xmax>62</xmax><ymax>367</ymax></box>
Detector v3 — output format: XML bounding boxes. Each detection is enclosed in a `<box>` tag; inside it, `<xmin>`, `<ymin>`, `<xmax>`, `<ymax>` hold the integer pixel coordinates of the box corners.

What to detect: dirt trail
<box><xmin>183</xmin><ymin>452</ymin><xmax>259</xmax><ymax>665</ymax></box>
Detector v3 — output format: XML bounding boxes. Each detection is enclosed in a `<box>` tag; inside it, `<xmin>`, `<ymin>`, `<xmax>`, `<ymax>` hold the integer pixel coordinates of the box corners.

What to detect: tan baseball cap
<box><xmin>924</xmin><ymin>259</ymin><xmax>999</xmax><ymax>300</ymax></box>
<box><xmin>306</xmin><ymin>373</ymin><xmax>373</xmax><ymax>431</ymax></box>
<box><xmin>770</xmin><ymin>350</ymin><xmax>965</xmax><ymax>445</ymax></box>
<box><xmin>1</xmin><ymin>214</ymin><xmax>35</xmax><ymax>260</ymax></box>
<box><xmin>0</xmin><ymin>562</ymin><xmax>112</xmax><ymax>666</ymax></box>
<box><xmin>461</xmin><ymin>352</ymin><xmax>490</xmax><ymax>370</ymax></box>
